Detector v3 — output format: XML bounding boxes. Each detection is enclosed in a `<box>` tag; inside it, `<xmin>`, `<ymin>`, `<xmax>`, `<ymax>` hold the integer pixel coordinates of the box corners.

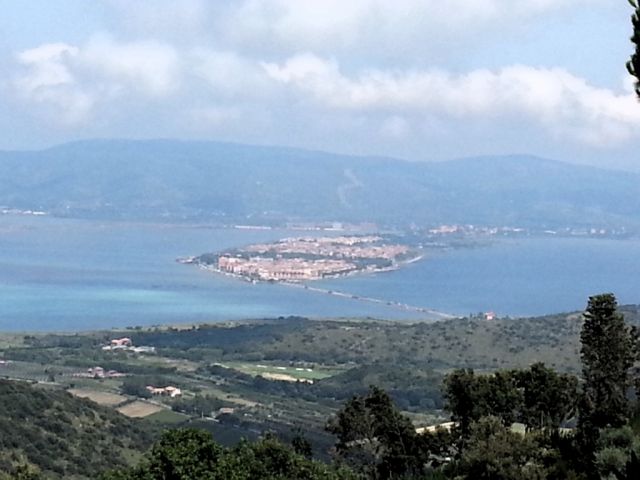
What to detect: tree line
<box><xmin>94</xmin><ymin>293</ymin><xmax>640</xmax><ymax>480</ymax></box>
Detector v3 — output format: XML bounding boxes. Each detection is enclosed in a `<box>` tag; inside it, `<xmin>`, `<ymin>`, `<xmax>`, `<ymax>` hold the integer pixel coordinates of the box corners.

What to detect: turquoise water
<box><xmin>0</xmin><ymin>217</ymin><xmax>638</xmax><ymax>330</ymax></box>
<box><xmin>317</xmin><ymin>237</ymin><xmax>640</xmax><ymax>318</ymax></box>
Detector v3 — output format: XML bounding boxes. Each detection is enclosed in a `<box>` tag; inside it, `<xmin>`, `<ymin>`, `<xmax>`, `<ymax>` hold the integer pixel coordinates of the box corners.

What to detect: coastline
<box><xmin>189</xmin><ymin>252</ymin><xmax>425</xmax><ymax>284</ymax></box>
<box><xmin>187</xmin><ymin>253</ymin><xmax>457</xmax><ymax>320</ymax></box>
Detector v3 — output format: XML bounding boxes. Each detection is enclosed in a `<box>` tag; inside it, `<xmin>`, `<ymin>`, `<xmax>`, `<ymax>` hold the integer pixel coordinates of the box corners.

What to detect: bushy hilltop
<box><xmin>130</xmin><ymin>308</ymin><xmax>640</xmax><ymax>373</ymax></box>
<box><xmin>0</xmin><ymin>380</ymin><xmax>153</xmax><ymax>479</ymax></box>
<box><xmin>1</xmin><ymin>139</ymin><xmax>639</xmax><ymax>227</ymax></box>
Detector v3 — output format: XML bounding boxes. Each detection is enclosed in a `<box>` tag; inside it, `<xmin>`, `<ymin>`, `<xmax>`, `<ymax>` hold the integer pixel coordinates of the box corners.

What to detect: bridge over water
<box><xmin>284</xmin><ymin>282</ymin><xmax>459</xmax><ymax>320</ymax></box>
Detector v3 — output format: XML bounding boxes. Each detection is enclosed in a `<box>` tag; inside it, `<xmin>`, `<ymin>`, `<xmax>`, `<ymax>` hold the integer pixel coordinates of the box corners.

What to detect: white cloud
<box><xmin>16</xmin><ymin>43</ymin><xmax>78</xmax><ymax>92</ymax></box>
<box><xmin>221</xmin><ymin>0</ymin><xmax>605</xmax><ymax>59</ymax></box>
<box><xmin>14</xmin><ymin>43</ymin><xmax>93</xmax><ymax>124</ymax></box>
<box><xmin>14</xmin><ymin>39</ymin><xmax>639</xmax><ymax>147</ymax></box>
<box><xmin>13</xmin><ymin>37</ymin><xmax>182</xmax><ymax>125</ymax></box>
<box><xmin>96</xmin><ymin>0</ymin><xmax>609</xmax><ymax>68</ymax></box>
<box><xmin>8</xmin><ymin>0</ymin><xmax>634</xmax><ymax>158</ymax></box>
<box><xmin>81</xmin><ymin>35</ymin><xmax>180</xmax><ymax>96</ymax></box>
<box><xmin>263</xmin><ymin>54</ymin><xmax>640</xmax><ymax>146</ymax></box>
<box><xmin>192</xmin><ymin>49</ymin><xmax>273</xmax><ymax>100</ymax></box>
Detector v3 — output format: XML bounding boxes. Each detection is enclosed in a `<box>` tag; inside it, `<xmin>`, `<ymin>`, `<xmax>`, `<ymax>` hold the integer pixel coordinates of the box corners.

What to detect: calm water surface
<box><xmin>0</xmin><ymin>216</ymin><xmax>638</xmax><ymax>330</ymax></box>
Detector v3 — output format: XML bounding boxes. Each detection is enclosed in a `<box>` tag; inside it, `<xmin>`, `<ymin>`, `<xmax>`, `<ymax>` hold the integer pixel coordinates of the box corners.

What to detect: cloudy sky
<box><xmin>1</xmin><ymin>1</ymin><xmax>639</xmax><ymax>169</ymax></box>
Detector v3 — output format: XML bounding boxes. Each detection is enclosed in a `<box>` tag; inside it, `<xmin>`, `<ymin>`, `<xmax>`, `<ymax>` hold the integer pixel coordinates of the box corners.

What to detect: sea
<box><xmin>0</xmin><ymin>216</ymin><xmax>638</xmax><ymax>331</ymax></box>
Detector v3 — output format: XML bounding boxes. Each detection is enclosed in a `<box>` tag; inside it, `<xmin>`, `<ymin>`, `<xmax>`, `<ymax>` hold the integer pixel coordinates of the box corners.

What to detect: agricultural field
<box><xmin>118</xmin><ymin>400</ymin><xmax>165</xmax><ymax>418</ymax></box>
<box><xmin>145</xmin><ymin>409</ymin><xmax>191</xmax><ymax>424</ymax></box>
<box><xmin>68</xmin><ymin>388</ymin><xmax>128</xmax><ymax>406</ymax></box>
<box><xmin>217</xmin><ymin>361</ymin><xmax>345</xmax><ymax>382</ymax></box>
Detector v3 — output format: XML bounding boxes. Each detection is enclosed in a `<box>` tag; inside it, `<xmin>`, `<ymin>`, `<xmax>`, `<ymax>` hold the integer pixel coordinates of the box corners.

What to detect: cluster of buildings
<box><xmin>218</xmin><ymin>256</ymin><xmax>356</xmax><ymax>281</ymax></box>
<box><xmin>213</xmin><ymin>235</ymin><xmax>412</xmax><ymax>282</ymax></box>
<box><xmin>101</xmin><ymin>337</ymin><xmax>156</xmax><ymax>353</ymax></box>
<box><xmin>424</xmin><ymin>223</ymin><xmax>628</xmax><ymax>239</ymax></box>
<box><xmin>244</xmin><ymin>236</ymin><xmax>407</xmax><ymax>260</ymax></box>
<box><xmin>146</xmin><ymin>385</ymin><xmax>182</xmax><ymax>398</ymax></box>
<box><xmin>0</xmin><ymin>208</ymin><xmax>47</xmax><ymax>216</ymax></box>
<box><xmin>73</xmin><ymin>366</ymin><xmax>127</xmax><ymax>379</ymax></box>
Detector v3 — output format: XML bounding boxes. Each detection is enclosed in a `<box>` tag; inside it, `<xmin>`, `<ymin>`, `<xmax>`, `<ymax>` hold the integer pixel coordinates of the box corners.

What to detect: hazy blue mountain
<box><xmin>0</xmin><ymin>139</ymin><xmax>638</xmax><ymax>227</ymax></box>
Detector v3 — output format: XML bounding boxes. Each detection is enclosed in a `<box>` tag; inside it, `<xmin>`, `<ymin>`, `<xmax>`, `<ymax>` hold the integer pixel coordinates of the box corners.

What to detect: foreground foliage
<box><xmin>102</xmin><ymin>429</ymin><xmax>356</xmax><ymax>480</ymax></box>
<box><xmin>4</xmin><ymin>294</ymin><xmax>640</xmax><ymax>479</ymax></box>
<box><xmin>0</xmin><ymin>380</ymin><xmax>153</xmax><ymax>479</ymax></box>
<box><xmin>629</xmin><ymin>0</ymin><xmax>640</xmax><ymax>98</ymax></box>
<box><xmin>99</xmin><ymin>293</ymin><xmax>640</xmax><ymax>480</ymax></box>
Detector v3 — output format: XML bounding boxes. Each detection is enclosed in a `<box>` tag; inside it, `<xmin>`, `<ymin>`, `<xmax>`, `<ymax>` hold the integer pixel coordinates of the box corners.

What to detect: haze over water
<box><xmin>0</xmin><ymin>216</ymin><xmax>638</xmax><ymax>331</ymax></box>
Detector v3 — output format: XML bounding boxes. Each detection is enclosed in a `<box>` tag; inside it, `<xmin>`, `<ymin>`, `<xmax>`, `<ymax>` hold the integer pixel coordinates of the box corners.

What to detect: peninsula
<box><xmin>183</xmin><ymin>235</ymin><xmax>422</xmax><ymax>283</ymax></box>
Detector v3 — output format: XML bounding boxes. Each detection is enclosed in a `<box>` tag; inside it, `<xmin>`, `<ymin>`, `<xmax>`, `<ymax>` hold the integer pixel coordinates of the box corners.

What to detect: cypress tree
<box><xmin>580</xmin><ymin>293</ymin><xmax>636</xmax><ymax>429</ymax></box>
<box><xmin>628</xmin><ymin>0</ymin><xmax>640</xmax><ymax>98</ymax></box>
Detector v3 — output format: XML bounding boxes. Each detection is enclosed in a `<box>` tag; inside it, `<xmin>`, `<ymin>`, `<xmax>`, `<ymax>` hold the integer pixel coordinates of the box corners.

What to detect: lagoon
<box><xmin>0</xmin><ymin>216</ymin><xmax>638</xmax><ymax>330</ymax></box>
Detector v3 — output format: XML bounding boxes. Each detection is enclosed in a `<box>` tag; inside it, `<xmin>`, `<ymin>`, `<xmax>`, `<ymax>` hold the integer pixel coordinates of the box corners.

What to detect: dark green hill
<box><xmin>1</xmin><ymin>139</ymin><xmax>639</xmax><ymax>227</ymax></box>
<box><xmin>0</xmin><ymin>379</ymin><xmax>153</xmax><ymax>479</ymax></box>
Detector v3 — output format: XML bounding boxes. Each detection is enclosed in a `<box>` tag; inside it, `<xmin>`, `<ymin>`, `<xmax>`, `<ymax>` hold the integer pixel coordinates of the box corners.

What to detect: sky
<box><xmin>1</xmin><ymin>0</ymin><xmax>639</xmax><ymax>170</ymax></box>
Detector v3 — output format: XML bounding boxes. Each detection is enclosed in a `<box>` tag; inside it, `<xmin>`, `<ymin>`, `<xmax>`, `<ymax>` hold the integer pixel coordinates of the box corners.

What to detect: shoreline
<box><xmin>188</xmin><ymin>252</ymin><xmax>426</xmax><ymax>283</ymax></box>
<box><xmin>189</xmin><ymin>254</ymin><xmax>457</xmax><ymax>320</ymax></box>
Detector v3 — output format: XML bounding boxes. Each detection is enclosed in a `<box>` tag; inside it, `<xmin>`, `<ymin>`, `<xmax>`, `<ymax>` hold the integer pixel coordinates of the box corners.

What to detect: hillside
<box><xmin>0</xmin><ymin>380</ymin><xmax>153</xmax><ymax>479</ymax></box>
<box><xmin>130</xmin><ymin>314</ymin><xmax>586</xmax><ymax>373</ymax></box>
<box><xmin>0</xmin><ymin>305</ymin><xmax>638</xmax><ymax>475</ymax></box>
<box><xmin>1</xmin><ymin>139</ymin><xmax>639</xmax><ymax>227</ymax></box>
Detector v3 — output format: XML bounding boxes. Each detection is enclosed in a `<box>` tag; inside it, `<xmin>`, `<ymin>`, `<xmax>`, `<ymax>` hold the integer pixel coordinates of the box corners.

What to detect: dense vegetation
<box><xmin>127</xmin><ymin>305</ymin><xmax>640</xmax><ymax>372</ymax></box>
<box><xmin>2</xmin><ymin>298</ymin><xmax>640</xmax><ymax>478</ymax></box>
<box><xmin>102</xmin><ymin>429</ymin><xmax>356</xmax><ymax>480</ymax></box>
<box><xmin>100</xmin><ymin>294</ymin><xmax>640</xmax><ymax>479</ymax></box>
<box><xmin>0</xmin><ymin>380</ymin><xmax>153</xmax><ymax>479</ymax></box>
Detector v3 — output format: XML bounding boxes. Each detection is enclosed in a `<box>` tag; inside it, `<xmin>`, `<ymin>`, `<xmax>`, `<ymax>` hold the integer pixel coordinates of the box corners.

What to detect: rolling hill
<box><xmin>0</xmin><ymin>139</ymin><xmax>638</xmax><ymax>228</ymax></box>
<box><xmin>0</xmin><ymin>379</ymin><xmax>153</xmax><ymax>478</ymax></box>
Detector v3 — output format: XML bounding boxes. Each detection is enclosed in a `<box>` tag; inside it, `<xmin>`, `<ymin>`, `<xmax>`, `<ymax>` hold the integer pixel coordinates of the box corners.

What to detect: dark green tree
<box><xmin>580</xmin><ymin>293</ymin><xmax>636</xmax><ymax>429</ymax></box>
<box><xmin>147</xmin><ymin>429</ymin><xmax>223</xmax><ymax>480</ymax></box>
<box><xmin>443</xmin><ymin>369</ymin><xmax>480</xmax><ymax>437</ymax></box>
<box><xmin>326</xmin><ymin>393</ymin><xmax>378</xmax><ymax>472</ymax></box>
<box><xmin>444</xmin><ymin>369</ymin><xmax>522</xmax><ymax>434</ymax></box>
<box><xmin>326</xmin><ymin>386</ymin><xmax>423</xmax><ymax>478</ymax></box>
<box><xmin>365</xmin><ymin>386</ymin><xmax>420</xmax><ymax>478</ymax></box>
<box><xmin>514</xmin><ymin>362</ymin><xmax>578</xmax><ymax>431</ymax></box>
<box><xmin>594</xmin><ymin>426</ymin><xmax>640</xmax><ymax>480</ymax></box>
<box><xmin>216</xmin><ymin>437</ymin><xmax>355</xmax><ymax>480</ymax></box>
<box><xmin>103</xmin><ymin>429</ymin><xmax>356</xmax><ymax>480</ymax></box>
<box><xmin>483</xmin><ymin>371</ymin><xmax>522</xmax><ymax>428</ymax></box>
<box><xmin>454</xmin><ymin>416</ymin><xmax>546</xmax><ymax>480</ymax></box>
<box><xmin>290</xmin><ymin>427</ymin><xmax>313</xmax><ymax>459</ymax></box>
<box><xmin>628</xmin><ymin>0</ymin><xmax>640</xmax><ymax>98</ymax></box>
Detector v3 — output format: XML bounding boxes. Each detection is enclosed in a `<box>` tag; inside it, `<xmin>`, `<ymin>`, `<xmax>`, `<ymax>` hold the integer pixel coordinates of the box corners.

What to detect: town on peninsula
<box><xmin>181</xmin><ymin>235</ymin><xmax>422</xmax><ymax>283</ymax></box>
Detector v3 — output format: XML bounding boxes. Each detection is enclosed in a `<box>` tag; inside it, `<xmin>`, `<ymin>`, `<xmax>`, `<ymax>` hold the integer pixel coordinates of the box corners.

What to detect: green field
<box><xmin>144</xmin><ymin>408</ymin><xmax>190</xmax><ymax>424</ymax></box>
<box><xmin>218</xmin><ymin>361</ymin><xmax>345</xmax><ymax>381</ymax></box>
<box><xmin>67</xmin><ymin>388</ymin><xmax>128</xmax><ymax>406</ymax></box>
<box><xmin>117</xmin><ymin>400</ymin><xmax>164</xmax><ymax>418</ymax></box>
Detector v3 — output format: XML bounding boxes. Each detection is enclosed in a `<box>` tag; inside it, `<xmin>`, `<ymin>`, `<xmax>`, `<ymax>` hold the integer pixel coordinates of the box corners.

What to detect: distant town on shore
<box><xmin>182</xmin><ymin>235</ymin><xmax>422</xmax><ymax>283</ymax></box>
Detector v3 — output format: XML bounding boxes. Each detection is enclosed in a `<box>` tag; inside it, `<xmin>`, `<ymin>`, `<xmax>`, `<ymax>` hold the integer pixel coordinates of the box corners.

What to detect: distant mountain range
<box><xmin>0</xmin><ymin>139</ymin><xmax>638</xmax><ymax>228</ymax></box>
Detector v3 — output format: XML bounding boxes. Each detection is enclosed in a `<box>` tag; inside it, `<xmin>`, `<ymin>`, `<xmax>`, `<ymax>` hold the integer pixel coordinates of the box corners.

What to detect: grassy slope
<box><xmin>129</xmin><ymin>313</ymin><xmax>587</xmax><ymax>372</ymax></box>
<box><xmin>0</xmin><ymin>379</ymin><xmax>154</xmax><ymax>479</ymax></box>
